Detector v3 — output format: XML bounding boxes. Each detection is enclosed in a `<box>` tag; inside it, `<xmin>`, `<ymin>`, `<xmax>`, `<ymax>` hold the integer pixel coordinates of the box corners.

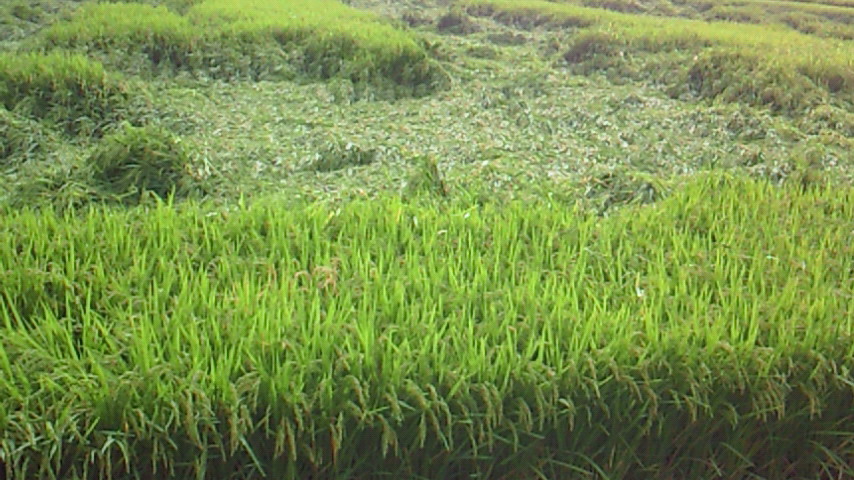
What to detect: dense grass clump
<box><xmin>684</xmin><ymin>48</ymin><xmax>824</xmax><ymax>112</ymax></box>
<box><xmin>36</xmin><ymin>0</ymin><xmax>447</xmax><ymax>94</ymax></box>
<box><xmin>89</xmin><ymin>123</ymin><xmax>197</xmax><ymax>203</ymax></box>
<box><xmin>0</xmin><ymin>173</ymin><xmax>851</xmax><ymax>479</ymax></box>
<box><xmin>38</xmin><ymin>3</ymin><xmax>199</xmax><ymax>74</ymax></box>
<box><xmin>0</xmin><ymin>51</ymin><xmax>128</xmax><ymax>135</ymax></box>
<box><xmin>191</xmin><ymin>0</ymin><xmax>443</xmax><ymax>89</ymax></box>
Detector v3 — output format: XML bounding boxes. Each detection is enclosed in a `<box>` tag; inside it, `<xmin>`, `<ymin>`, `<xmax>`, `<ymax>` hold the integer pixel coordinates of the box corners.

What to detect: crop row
<box><xmin>1</xmin><ymin>173</ymin><xmax>851</xmax><ymax>478</ymax></box>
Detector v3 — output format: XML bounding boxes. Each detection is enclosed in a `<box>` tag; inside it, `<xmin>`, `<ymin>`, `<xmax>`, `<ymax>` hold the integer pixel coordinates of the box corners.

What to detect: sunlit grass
<box><xmin>36</xmin><ymin>0</ymin><xmax>446</xmax><ymax>92</ymax></box>
<box><xmin>0</xmin><ymin>51</ymin><xmax>129</xmax><ymax>135</ymax></box>
<box><xmin>1</xmin><ymin>173</ymin><xmax>851</xmax><ymax>478</ymax></box>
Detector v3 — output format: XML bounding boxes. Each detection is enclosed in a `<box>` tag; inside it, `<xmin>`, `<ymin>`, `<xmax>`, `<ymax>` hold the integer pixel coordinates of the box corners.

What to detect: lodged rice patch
<box><xmin>0</xmin><ymin>173</ymin><xmax>851</xmax><ymax>479</ymax></box>
<box><xmin>462</xmin><ymin>0</ymin><xmax>854</xmax><ymax>115</ymax></box>
<box><xmin>0</xmin><ymin>106</ymin><xmax>58</xmax><ymax>163</ymax></box>
<box><xmin>36</xmin><ymin>0</ymin><xmax>447</xmax><ymax>95</ymax></box>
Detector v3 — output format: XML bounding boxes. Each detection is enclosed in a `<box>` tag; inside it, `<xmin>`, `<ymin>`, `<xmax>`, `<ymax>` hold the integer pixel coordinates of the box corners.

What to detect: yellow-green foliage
<box><xmin>704</xmin><ymin>0</ymin><xmax>854</xmax><ymax>19</ymax></box>
<box><xmin>688</xmin><ymin>0</ymin><xmax>854</xmax><ymax>40</ymax></box>
<box><xmin>547</xmin><ymin>0</ymin><xmax>854</xmax><ymax>39</ymax></box>
<box><xmin>464</xmin><ymin>0</ymin><xmax>854</xmax><ymax>112</ymax></box>
<box><xmin>37</xmin><ymin>0</ymin><xmax>444</xmax><ymax>91</ymax></box>
<box><xmin>0</xmin><ymin>51</ymin><xmax>128</xmax><ymax>135</ymax></box>
<box><xmin>191</xmin><ymin>0</ymin><xmax>438</xmax><ymax>85</ymax></box>
<box><xmin>0</xmin><ymin>173</ymin><xmax>851</xmax><ymax>478</ymax></box>
<box><xmin>39</xmin><ymin>3</ymin><xmax>198</xmax><ymax>68</ymax></box>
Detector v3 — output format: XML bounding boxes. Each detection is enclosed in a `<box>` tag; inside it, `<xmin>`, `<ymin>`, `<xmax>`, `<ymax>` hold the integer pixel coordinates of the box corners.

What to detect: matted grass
<box><xmin>462</xmin><ymin>0</ymin><xmax>854</xmax><ymax>113</ymax></box>
<box><xmin>0</xmin><ymin>106</ymin><xmax>58</xmax><ymax>163</ymax></box>
<box><xmin>0</xmin><ymin>173</ymin><xmax>851</xmax><ymax>479</ymax></box>
<box><xmin>0</xmin><ymin>0</ymin><xmax>82</xmax><ymax>43</ymax></box>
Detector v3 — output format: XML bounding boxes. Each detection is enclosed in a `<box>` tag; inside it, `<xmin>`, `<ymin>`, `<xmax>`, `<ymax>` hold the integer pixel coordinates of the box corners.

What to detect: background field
<box><xmin>1</xmin><ymin>0</ymin><xmax>852</xmax><ymax>479</ymax></box>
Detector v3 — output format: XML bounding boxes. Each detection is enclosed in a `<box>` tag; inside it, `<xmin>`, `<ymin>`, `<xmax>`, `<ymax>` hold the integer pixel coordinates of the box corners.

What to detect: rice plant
<box><xmin>546</xmin><ymin>0</ymin><xmax>854</xmax><ymax>40</ymax></box>
<box><xmin>0</xmin><ymin>51</ymin><xmax>129</xmax><ymax>135</ymax></box>
<box><xmin>35</xmin><ymin>0</ymin><xmax>448</xmax><ymax>92</ymax></box>
<box><xmin>0</xmin><ymin>172</ymin><xmax>851</xmax><ymax>479</ymax></box>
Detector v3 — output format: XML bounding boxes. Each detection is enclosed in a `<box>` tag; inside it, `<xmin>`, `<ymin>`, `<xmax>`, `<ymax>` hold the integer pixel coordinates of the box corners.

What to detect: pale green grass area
<box><xmin>139</xmin><ymin>63</ymin><xmax>849</xmax><ymax>206</ymax></box>
<box><xmin>784</xmin><ymin>0</ymin><xmax>854</xmax><ymax>7</ymax></box>
<box><xmin>452</xmin><ymin>0</ymin><xmax>853</xmax><ymax>130</ymax></box>
<box><xmin>550</xmin><ymin>0</ymin><xmax>854</xmax><ymax>37</ymax></box>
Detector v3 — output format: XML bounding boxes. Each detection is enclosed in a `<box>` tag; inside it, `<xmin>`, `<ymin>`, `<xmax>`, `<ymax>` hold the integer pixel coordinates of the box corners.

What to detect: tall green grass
<box><xmin>36</xmin><ymin>0</ymin><xmax>446</xmax><ymax>93</ymax></box>
<box><xmin>1</xmin><ymin>173</ymin><xmax>851</xmax><ymax>479</ymax></box>
<box><xmin>463</xmin><ymin>0</ymin><xmax>854</xmax><ymax>113</ymax></box>
<box><xmin>0</xmin><ymin>51</ymin><xmax>129</xmax><ymax>135</ymax></box>
<box><xmin>38</xmin><ymin>3</ymin><xmax>198</xmax><ymax>70</ymax></box>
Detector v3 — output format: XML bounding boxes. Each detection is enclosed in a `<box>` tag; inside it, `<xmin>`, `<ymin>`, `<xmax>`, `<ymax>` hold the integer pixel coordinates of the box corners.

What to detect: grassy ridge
<box><xmin>463</xmin><ymin>0</ymin><xmax>854</xmax><ymax>114</ymax></box>
<box><xmin>35</xmin><ymin>0</ymin><xmax>445</xmax><ymax>92</ymax></box>
<box><xmin>1</xmin><ymin>173</ymin><xmax>852</xmax><ymax>479</ymax></box>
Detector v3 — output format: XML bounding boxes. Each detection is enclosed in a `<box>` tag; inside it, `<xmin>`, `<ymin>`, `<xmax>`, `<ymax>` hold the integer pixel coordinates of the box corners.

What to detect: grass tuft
<box><xmin>683</xmin><ymin>48</ymin><xmax>825</xmax><ymax>112</ymax></box>
<box><xmin>562</xmin><ymin>30</ymin><xmax>621</xmax><ymax>63</ymax></box>
<box><xmin>89</xmin><ymin>122</ymin><xmax>197</xmax><ymax>203</ymax></box>
<box><xmin>406</xmin><ymin>154</ymin><xmax>450</xmax><ymax>198</ymax></box>
<box><xmin>0</xmin><ymin>51</ymin><xmax>129</xmax><ymax>136</ymax></box>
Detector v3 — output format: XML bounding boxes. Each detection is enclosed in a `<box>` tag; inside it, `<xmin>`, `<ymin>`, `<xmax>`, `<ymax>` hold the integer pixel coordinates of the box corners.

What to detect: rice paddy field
<box><xmin>0</xmin><ymin>0</ymin><xmax>852</xmax><ymax>479</ymax></box>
